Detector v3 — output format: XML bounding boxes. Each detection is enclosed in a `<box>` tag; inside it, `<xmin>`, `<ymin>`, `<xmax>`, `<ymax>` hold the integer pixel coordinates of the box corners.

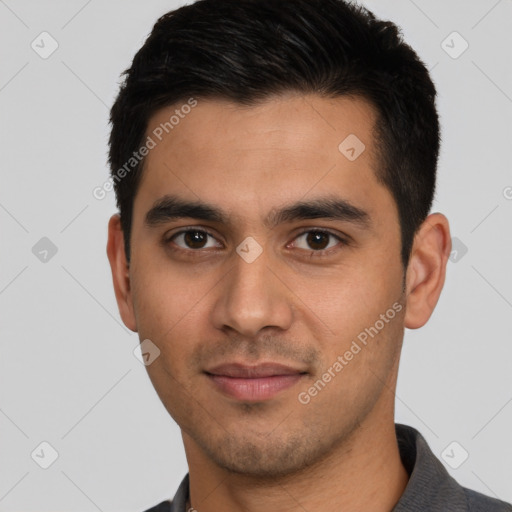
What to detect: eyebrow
<box><xmin>144</xmin><ymin>194</ymin><xmax>372</xmax><ymax>230</ymax></box>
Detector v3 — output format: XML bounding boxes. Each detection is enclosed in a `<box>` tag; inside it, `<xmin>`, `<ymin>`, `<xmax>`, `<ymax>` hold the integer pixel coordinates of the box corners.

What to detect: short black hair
<box><xmin>108</xmin><ymin>0</ymin><xmax>439</xmax><ymax>269</ymax></box>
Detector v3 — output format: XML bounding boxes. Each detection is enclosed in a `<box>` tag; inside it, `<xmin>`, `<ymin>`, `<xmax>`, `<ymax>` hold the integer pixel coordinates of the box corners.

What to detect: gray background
<box><xmin>1</xmin><ymin>0</ymin><xmax>511</xmax><ymax>510</ymax></box>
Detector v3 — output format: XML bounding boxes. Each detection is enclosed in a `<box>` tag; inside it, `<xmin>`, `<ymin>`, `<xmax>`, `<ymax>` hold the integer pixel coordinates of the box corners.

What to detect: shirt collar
<box><xmin>170</xmin><ymin>473</ymin><xmax>189</xmax><ymax>512</ymax></box>
<box><xmin>392</xmin><ymin>423</ymin><xmax>468</xmax><ymax>511</ymax></box>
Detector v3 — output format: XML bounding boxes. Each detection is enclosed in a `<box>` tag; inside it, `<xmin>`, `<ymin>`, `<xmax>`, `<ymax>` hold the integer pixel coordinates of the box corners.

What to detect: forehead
<box><xmin>134</xmin><ymin>93</ymin><xmax>396</xmax><ymax>229</ymax></box>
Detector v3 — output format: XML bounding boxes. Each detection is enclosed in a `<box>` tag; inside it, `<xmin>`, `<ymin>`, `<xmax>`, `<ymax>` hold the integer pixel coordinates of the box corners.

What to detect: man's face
<box><xmin>126</xmin><ymin>93</ymin><xmax>406</xmax><ymax>476</ymax></box>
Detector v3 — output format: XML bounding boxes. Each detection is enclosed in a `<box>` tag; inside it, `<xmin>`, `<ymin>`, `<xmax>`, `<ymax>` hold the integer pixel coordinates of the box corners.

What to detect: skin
<box><xmin>107</xmin><ymin>93</ymin><xmax>451</xmax><ymax>512</ymax></box>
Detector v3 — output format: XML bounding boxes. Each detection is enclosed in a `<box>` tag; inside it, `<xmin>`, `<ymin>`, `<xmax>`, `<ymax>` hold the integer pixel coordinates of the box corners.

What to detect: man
<box><xmin>106</xmin><ymin>0</ymin><xmax>512</xmax><ymax>510</ymax></box>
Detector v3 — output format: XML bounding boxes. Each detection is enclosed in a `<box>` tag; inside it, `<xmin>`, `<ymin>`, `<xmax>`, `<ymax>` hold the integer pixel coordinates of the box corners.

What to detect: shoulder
<box><xmin>464</xmin><ymin>487</ymin><xmax>512</xmax><ymax>512</ymax></box>
<box><xmin>141</xmin><ymin>500</ymin><xmax>173</xmax><ymax>512</ymax></box>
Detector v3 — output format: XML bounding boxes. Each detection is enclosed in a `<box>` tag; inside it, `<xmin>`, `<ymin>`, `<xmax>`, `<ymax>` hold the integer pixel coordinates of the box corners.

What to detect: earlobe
<box><xmin>404</xmin><ymin>213</ymin><xmax>452</xmax><ymax>330</ymax></box>
<box><xmin>106</xmin><ymin>213</ymin><xmax>138</xmax><ymax>332</ymax></box>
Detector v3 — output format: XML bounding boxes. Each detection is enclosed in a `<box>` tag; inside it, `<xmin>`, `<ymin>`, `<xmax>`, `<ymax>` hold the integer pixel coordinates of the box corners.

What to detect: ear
<box><xmin>106</xmin><ymin>213</ymin><xmax>138</xmax><ymax>332</ymax></box>
<box><xmin>404</xmin><ymin>213</ymin><xmax>452</xmax><ymax>329</ymax></box>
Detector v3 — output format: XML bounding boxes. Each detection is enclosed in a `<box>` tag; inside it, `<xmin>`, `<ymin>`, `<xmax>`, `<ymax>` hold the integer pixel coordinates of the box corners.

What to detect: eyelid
<box><xmin>164</xmin><ymin>225</ymin><xmax>223</xmax><ymax>247</ymax></box>
<box><xmin>288</xmin><ymin>227</ymin><xmax>349</xmax><ymax>253</ymax></box>
<box><xmin>293</xmin><ymin>226</ymin><xmax>348</xmax><ymax>241</ymax></box>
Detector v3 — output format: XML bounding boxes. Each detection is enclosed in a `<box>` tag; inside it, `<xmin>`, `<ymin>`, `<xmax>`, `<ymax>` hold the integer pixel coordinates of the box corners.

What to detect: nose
<box><xmin>210</xmin><ymin>243</ymin><xmax>294</xmax><ymax>337</ymax></box>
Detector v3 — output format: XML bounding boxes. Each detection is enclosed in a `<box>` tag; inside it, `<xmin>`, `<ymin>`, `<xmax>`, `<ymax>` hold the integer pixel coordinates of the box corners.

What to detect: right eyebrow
<box><xmin>145</xmin><ymin>195</ymin><xmax>228</xmax><ymax>226</ymax></box>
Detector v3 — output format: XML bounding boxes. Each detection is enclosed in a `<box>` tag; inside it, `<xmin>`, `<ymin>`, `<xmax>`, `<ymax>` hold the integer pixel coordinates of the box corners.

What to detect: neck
<box><xmin>183</xmin><ymin>411</ymin><xmax>409</xmax><ymax>512</ymax></box>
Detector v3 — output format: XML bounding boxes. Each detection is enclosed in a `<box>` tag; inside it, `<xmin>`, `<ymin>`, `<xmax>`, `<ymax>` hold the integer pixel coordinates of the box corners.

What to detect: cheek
<box><xmin>130</xmin><ymin>242</ymin><xmax>206</xmax><ymax>328</ymax></box>
<box><xmin>301</xmin><ymin>261</ymin><xmax>397</xmax><ymax>330</ymax></box>
<box><xmin>296</xmin><ymin>250</ymin><xmax>403</xmax><ymax>366</ymax></box>
<box><xmin>129</xmin><ymin>254</ymin><xmax>220</xmax><ymax>370</ymax></box>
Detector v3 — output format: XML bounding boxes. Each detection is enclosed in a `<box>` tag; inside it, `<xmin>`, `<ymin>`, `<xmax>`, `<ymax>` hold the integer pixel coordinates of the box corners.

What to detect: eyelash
<box><xmin>163</xmin><ymin>226</ymin><xmax>349</xmax><ymax>258</ymax></box>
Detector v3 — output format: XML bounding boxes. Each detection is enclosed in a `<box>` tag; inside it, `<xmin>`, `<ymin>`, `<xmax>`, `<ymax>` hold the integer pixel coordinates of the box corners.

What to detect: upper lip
<box><xmin>205</xmin><ymin>362</ymin><xmax>306</xmax><ymax>378</ymax></box>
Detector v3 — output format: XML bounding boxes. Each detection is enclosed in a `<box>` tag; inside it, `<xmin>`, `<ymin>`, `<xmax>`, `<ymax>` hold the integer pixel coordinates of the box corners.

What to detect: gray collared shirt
<box><xmin>144</xmin><ymin>423</ymin><xmax>512</xmax><ymax>511</ymax></box>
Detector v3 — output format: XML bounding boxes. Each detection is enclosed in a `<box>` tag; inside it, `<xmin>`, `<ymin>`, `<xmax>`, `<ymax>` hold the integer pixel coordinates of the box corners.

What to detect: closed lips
<box><xmin>204</xmin><ymin>363</ymin><xmax>307</xmax><ymax>378</ymax></box>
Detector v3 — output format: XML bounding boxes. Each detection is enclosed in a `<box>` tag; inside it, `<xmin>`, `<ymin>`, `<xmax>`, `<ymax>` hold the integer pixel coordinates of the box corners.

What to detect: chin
<box><xmin>198</xmin><ymin>430</ymin><xmax>331</xmax><ymax>479</ymax></box>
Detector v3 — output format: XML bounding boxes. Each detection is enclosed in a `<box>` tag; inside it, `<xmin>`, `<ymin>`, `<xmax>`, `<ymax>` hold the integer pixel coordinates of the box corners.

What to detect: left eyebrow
<box><xmin>144</xmin><ymin>194</ymin><xmax>372</xmax><ymax>230</ymax></box>
<box><xmin>264</xmin><ymin>197</ymin><xmax>372</xmax><ymax>230</ymax></box>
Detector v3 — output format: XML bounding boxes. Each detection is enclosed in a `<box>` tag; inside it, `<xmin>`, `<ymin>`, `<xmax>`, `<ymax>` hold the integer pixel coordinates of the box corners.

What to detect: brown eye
<box><xmin>305</xmin><ymin>231</ymin><xmax>330</xmax><ymax>250</ymax></box>
<box><xmin>183</xmin><ymin>231</ymin><xmax>208</xmax><ymax>249</ymax></box>
<box><xmin>169</xmin><ymin>229</ymin><xmax>221</xmax><ymax>250</ymax></box>
<box><xmin>292</xmin><ymin>229</ymin><xmax>345</xmax><ymax>254</ymax></box>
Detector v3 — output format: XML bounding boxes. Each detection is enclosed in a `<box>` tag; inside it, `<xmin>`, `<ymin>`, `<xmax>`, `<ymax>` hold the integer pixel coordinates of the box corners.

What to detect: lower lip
<box><xmin>207</xmin><ymin>373</ymin><xmax>304</xmax><ymax>401</ymax></box>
